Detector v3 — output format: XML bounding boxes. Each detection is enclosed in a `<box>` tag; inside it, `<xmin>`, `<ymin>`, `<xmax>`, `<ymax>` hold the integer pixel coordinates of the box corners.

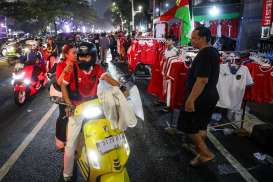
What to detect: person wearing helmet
<box><xmin>20</xmin><ymin>40</ymin><xmax>46</xmax><ymax>86</ymax></box>
<box><xmin>60</xmin><ymin>42</ymin><xmax>120</xmax><ymax>181</ymax></box>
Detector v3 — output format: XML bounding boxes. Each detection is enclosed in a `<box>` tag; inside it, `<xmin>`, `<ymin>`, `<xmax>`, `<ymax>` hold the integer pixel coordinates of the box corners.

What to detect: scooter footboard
<box><xmin>100</xmin><ymin>168</ymin><xmax>130</xmax><ymax>182</ymax></box>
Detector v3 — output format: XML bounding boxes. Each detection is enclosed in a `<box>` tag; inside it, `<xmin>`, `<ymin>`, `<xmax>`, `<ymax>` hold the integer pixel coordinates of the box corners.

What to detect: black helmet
<box><xmin>77</xmin><ymin>42</ymin><xmax>97</xmax><ymax>57</ymax></box>
<box><xmin>77</xmin><ymin>42</ymin><xmax>97</xmax><ymax>69</ymax></box>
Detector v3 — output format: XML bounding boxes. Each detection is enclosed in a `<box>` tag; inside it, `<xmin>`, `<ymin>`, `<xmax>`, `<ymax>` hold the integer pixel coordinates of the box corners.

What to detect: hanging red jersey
<box><xmin>245</xmin><ymin>63</ymin><xmax>273</xmax><ymax>103</ymax></box>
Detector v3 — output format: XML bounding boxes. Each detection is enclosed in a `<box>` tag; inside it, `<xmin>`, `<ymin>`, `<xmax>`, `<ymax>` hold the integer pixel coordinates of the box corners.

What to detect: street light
<box><xmin>209</xmin><ymin>6</ymin><xmax>220</xmax><ymax>17</ymax></box>
<box><xmin>165</xmin><ymin>3</ymin><xmax>169</xmax><ymax>8</ymax></box>
<box><xmin>131</xmin><ymin>0</ymin><xmax>142</xmax><ymax>31</ymax></box>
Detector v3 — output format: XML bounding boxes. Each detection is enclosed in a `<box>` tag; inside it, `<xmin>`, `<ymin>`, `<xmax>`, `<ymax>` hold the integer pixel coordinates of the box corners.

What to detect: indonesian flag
<box><xmin>175</xmin><ymin>0</ymin><xmax>192</xmax><ymax>45</ymax></box>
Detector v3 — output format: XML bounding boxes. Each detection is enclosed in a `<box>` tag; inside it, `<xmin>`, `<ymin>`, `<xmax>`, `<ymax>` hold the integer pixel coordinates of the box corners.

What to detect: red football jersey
<box><xmin>210</xmin><ymin>20</ymin><xmax>218</xmax><ymax>37</ymax></box>
<box><xmin>167</xmin><ymin>61</ymin><xmax>189</xmax><ymax>109</ymax></box>
<box><xmin>245</xmin><ymin>63</ymin><xmax>273</xmax><ymax>103</ymax></box>
<box><xmin>147</xmin><ymin>50</ymin><xmax>165</xmax><ymax>99</ymax></box>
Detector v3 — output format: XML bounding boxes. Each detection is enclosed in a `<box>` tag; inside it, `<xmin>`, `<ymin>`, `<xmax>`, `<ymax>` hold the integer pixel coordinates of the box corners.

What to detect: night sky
<box><xmin>93</xmin><ymin>0</ymin><xmax>112</xmax><ymax>18</ymax></box>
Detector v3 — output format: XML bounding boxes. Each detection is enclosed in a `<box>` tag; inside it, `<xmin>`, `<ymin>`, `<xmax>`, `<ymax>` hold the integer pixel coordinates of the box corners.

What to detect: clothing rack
<box><xmin>135</xmin><ymin>37</ymin><xmax>166</xmax><ymax>41</ymax></box>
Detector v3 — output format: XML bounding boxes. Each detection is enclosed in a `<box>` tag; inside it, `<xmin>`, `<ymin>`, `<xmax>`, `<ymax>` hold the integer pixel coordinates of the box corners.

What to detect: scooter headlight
<box><xmin>7</xmin><ymin>46</ymin><xmax>15</xmax><ymax>53</ymax></box>
<box><xmin>2</xmin><ymin>49</ymin><xmax>7</xmax><ymax>56</ymax></box>
<box><xmin>12</xmin><ymin>72</ymin><xmax>25</xmax><ymax>80</ymax></box>
<box><xmin>82</xmin><ymin>106</ymin><xmax>104</xmax><ymax>119</ymax></box>
<box><xmin>23</xmin><ymin>79</ymin><xmax>31</xmax><ymax>85</ymax></box>
<box><xmin>123</xmin><ymin>137</ymin><xmax>130</xmax><ymax>155</ymax></box>
<box><xmin>88</xmin><ymin>150</ymin><xmax>100</xmax><ymax>169</ymax></box>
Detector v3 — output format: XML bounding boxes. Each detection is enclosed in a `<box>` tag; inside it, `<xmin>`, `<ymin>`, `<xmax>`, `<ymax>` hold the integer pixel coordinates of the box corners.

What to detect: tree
<box><xmin>0</xmin><ymin>0</ymin><xmax>97</xmax><ymax>34</ymax></box>
<box><xmin>110</xmin><ymin>0</ymin><xmax>150</xmax><ymax>31</ymax></box>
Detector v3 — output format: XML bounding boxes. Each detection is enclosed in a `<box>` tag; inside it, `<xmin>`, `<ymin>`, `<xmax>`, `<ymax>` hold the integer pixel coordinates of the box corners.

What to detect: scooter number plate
<box><xmin>97</xmin><ymin>134</ymin><xmax>126</xmax><ymax>154</ymax></box>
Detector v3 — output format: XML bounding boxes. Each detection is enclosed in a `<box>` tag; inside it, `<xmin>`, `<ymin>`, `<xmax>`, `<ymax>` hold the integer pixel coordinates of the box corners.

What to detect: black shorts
<box><xmin>177</xmin><ymin>104</ymin><xmax>215</xmax><ymax>134</ymax></box>
<box><xmin>56</xmin><ymin>105</ymin><xmax>68</xmax><ymax>142</ymax></box>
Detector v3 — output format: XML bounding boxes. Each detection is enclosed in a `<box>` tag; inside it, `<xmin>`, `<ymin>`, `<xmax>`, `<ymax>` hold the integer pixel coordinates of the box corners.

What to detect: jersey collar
<box><xmin>82</xmin><ymin>66</ymin><xmax>94</xmax><ymax>74</ymax></box>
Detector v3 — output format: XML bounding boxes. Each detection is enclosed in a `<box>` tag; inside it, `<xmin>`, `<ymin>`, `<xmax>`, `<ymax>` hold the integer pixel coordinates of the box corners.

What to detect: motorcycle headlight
<box><xmin>2</xmin><ymin>49</ymin><xmax>7</xmax><ymax>56</ymax></box>
<box><xmin>12</xmin><ymin>72</ymin><xmax>25</xmax><ymax>80</ymax></box>
<box><xmin>88</xmin><ymin>150</ymin><xmax>100</xmax><ymax>169</ymax></box>
<box><xmin>7</xmin><ymin>46</ymin><xmax>15</xmax><ymax>53</ymax></box>
<box><xmin>23</xmin><ymin>79</ymin><xmax>31</xmax><ymax>85</ymax></box>
<box><xmin>82</xmin><ymin>106</ymin><xmax>104</xmax><ymax>119</ymax></box>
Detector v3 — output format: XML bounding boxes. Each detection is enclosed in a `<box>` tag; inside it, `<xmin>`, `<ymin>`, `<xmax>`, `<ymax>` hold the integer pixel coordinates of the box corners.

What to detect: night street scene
<box><xmin>0</xmin><ymin>0</ymin><xmax>273</xmax><ymax>182</ymax></box>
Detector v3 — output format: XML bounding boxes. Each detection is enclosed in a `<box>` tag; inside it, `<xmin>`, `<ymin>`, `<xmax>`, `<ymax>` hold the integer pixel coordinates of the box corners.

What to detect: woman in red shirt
<box><xmin>54</xmin><ymin>44</ymin><xmax>77</xmax><ymax>151</ymax></box>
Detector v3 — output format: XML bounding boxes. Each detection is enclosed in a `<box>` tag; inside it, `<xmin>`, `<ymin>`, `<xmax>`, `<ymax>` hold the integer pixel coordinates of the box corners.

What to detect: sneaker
<box><xmin>162</xmin><ymin>106</ymin><xmax>170</xmax><ymax>113</ymax></box>
<box><xmin>63</xmin><ymin>176</ymin><xmax>72</xmax><ymax>182</ymax></box>
<box><xmin>153</xmin><ymin>100</ymin><xmax>166</xmax><ymax>107</ymax></box>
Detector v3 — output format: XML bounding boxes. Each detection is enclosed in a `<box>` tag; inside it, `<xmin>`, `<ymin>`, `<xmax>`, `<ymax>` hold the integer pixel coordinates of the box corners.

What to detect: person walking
<box><xmin>109</xmin><ymin>34</ymin><xmax>117</xmax><ymax>61</ymax></box>
<box><xmin>178</xmin><ymin>26</ymin><xmax>220</xmax><ymax>167</ymax></box>
<box><xmin>99</xmin><ymin>32</ymin><xmax>110</xmax><ymax>66</ymax></box>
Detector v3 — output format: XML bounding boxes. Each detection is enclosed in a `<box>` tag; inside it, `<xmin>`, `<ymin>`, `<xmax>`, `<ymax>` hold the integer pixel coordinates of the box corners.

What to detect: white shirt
<box><xmin>164</xmin><ymin>46</ymin><xmax>178</xmax><ymax>59</ymax></box>
<box><xmin>217</xmin><ymin>64</ymin><xmax>254</xmax><ymax>110</ymax></box>
<box><xmin>217</xmin><ymin>24</ymin><xmax>222</xmax><ymax>38</ymax></box>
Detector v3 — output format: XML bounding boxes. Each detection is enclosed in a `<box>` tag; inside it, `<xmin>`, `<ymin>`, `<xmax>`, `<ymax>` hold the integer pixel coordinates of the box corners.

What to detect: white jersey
<box><xmin>217</xmin><ymin>64</ymin><xmax>254</xmax><ymax>110</ymax></box>
<box><xmin>164</xmin><ymin>46</ymin><xmax>178</xmax><ymax>59</ymax></box>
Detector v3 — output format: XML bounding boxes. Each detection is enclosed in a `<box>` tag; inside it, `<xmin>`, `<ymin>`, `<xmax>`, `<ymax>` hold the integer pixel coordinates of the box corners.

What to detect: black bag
<box><xmin>251</xmin><ymin>124</ymin><xmax>273</xmax><ymax>154</ymax></box>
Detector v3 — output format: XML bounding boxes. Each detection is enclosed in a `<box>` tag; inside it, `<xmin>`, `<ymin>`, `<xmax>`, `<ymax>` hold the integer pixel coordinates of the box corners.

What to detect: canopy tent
<box><xmin>154</xmin><ymin>0</ymin><xmax>192</xmax><ymax>45</ymax></box>
<box><xmin>159</xmin><ymin>5</ymin><xmax>179</xmax><ymax>22</ymax></box>
<box><xmin>158</xmin><ymin>6</ymin><xmax>241</xmax><ymax>22</ymax></box>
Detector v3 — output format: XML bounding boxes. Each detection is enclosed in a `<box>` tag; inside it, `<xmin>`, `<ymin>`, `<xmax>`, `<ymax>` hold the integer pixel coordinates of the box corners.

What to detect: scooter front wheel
<box><xmin>14</xmin><ymin>90</ymin><xmax>26</xmax><ymax>106</ymax></box>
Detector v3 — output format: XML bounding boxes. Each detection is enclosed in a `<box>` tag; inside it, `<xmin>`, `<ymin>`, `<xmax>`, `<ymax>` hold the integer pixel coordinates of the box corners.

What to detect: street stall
<box><xmin>145</xmin><ymin>0</ymin><xmax>273</xmax><ymax>154</ymax></box>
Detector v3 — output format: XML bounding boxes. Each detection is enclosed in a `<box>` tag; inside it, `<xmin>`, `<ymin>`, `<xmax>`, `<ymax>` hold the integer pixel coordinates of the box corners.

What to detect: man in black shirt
<box><xmin>178</xmin><ymin>26</ymin><xmax>220</xmax><ymax>167</ymax></box>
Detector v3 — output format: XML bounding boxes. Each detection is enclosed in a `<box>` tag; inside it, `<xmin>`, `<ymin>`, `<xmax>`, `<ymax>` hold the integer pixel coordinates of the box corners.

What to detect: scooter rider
<box><xmin>61</xmin><ymin>42</ymin><xmax>120</xmax><ymax>181</ymax></box>
<box><xmin>45</xmin><ymin>36</ymin><xmax>58</xmax><ymax>73</ymax></box>
<box><xmin>20</xmin><ymin>40</ymin><xmax>46</xmax><ymax>86</ymax></box>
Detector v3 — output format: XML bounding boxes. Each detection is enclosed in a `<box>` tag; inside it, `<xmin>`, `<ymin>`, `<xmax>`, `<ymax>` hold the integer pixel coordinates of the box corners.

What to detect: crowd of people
<box><xmin>16</xmin><ymin>32</ymin><xmax>132</xmax><ymax>181</ymax></box>
<box><xmin>17</xmin><ymin>26</ymin><xmax>222</xmax><ymax>181</ymax></box>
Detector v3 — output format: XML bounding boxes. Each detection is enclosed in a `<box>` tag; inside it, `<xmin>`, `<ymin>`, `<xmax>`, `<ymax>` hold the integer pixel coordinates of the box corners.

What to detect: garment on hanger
<box><xmin>217</xmin><ymin>63</ymin><xmax>254</xmax><ymax>110</ymax></box>
<box><xmin>245</xmin><ymin>63</ymin><xmax>273</xmax><ymax>103</ymax></box>
<box><xmin>167</xmin><ymin>60</ymin><xmax>190</xmax><ymax>109</ymax></box>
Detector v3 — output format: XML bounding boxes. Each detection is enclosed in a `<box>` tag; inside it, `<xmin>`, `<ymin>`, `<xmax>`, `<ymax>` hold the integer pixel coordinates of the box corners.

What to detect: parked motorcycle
<box><xmin>12</xmin><ymin>62</ymin><xmax>48</xmax><ymax>105</ymax></box>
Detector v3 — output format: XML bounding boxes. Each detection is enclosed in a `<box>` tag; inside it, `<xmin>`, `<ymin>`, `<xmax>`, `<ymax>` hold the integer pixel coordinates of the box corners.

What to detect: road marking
<box><xmin>208</xmin><ymin>131</ymin><xmax>258</xmax><ymax>182</ymax></box>
<box><xmin>0</xmin><ymin>104</ymin><xmax>57</xmax><ymax>181</ymax></box>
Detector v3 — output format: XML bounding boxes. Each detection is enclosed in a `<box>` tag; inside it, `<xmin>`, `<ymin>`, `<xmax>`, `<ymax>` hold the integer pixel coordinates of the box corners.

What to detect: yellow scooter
<box><xmin>51</xmin><ymin>97</ymin><xmax>131</xmax><ymax>182</ymax></box>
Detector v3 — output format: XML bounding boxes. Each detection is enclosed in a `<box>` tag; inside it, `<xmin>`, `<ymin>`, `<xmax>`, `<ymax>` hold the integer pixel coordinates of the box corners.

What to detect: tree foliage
<box><xmin>0</xmin><ymin>0</ymin><xmax>97</xmax><ymax>33</ymax></box>
<box><xmin>109</xmin><ymin>0</ymin><xmax>150</xmax><ymax>30</ymax></box>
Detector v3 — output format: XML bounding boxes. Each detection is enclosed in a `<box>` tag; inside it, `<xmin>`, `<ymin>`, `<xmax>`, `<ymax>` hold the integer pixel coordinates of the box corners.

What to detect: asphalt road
<box><xmin>0</xmin><ymin>56</ymin><xmax>272</xmax><ymax>182</ymax></box>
